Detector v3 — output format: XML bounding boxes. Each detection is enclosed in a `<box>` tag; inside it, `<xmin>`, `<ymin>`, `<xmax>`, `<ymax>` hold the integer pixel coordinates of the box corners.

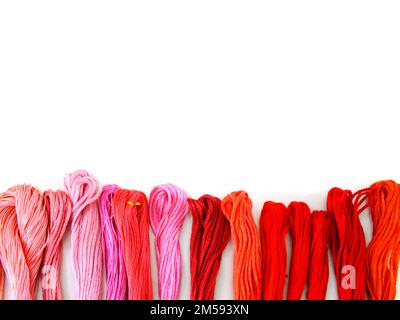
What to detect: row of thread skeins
<box><xmin>0</xmin><ymin>170</ymin><xmax>398</xmax><ymax>300</ymax></box>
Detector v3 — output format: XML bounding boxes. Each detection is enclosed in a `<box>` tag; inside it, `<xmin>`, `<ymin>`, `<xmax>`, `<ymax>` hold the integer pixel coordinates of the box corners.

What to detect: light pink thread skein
<box><xmin>149</xmin><ymin>183</ymin><xmax>188</xmax><ymax>300</ymax></box>
<box><xmin>0</xmin><ymin>185</ymin><xmax>48</xmax><ymax>299</ymax></box>
<box><xmin>41</xmin><ymin>190</ymin><xmax>72</xmax><ymax>300</ymax></box>
<box><xmin>99</xmin><ymin>184</ymin><xmax>127</xmax><ymax>300</ymax></box>
<box><xmin>64</xmin><ymin>170</ymin><xmax>102</xmax><ymax>300</ymax></box>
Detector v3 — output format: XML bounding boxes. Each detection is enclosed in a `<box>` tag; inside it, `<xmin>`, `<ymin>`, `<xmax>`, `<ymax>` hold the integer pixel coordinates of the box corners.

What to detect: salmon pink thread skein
<box><xmin>41</xmin><ymin>190</ymin><xmax>72</xmax><ymax>300</ymax></box>
<box><xmin>149</xmin><ymin>184</ymin><xmax>188</xmax><ymax>300</ymax></box>
<box><xmin>64</xmin><ymin>170</ymin><xmax>102</xmax><ymax>300</ymax></box>
<box><xmin>221</xmin><ymin>191</ymin><xmax>262</xmax><ymax>300</ymax></box>
<box><xmin>0</xmin><ymin>185</ymin><xmax>48</xmax><ymax>299</ymax></box>
<box><xmin>99</xmin><ymin>184</ymin><xmax>127</xmax><ymax>300</ymax></box>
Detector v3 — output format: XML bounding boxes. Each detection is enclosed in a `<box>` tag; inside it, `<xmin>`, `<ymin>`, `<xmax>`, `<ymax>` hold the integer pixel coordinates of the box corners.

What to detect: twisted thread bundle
<box><xmin>0</xmin><ymin>172</ymin><xmax>398</xmax><ymax>300</ymax></box>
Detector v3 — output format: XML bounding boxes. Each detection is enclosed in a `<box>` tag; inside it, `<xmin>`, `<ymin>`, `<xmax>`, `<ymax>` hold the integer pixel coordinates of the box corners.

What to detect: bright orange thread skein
<box><xmin>221</xmin><ymin>191</ymin><xmax>262</xmax><ymax>300</ymax></box>
<box><xmin>367</xmin><ymin>180</ymin><xmax>400</xmax><ymax>300</ymax></box>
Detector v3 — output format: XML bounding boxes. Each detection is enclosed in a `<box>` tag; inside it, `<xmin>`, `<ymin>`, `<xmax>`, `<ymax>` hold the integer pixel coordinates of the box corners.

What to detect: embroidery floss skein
<box><xmin>307</xmin><ymin>210</ymin><xmax>330</xmax><ymax>300</ymax></box>
<box><xmin>64</xmin><ymin>170</ymin><xmax>102</xmax><ymax>300</ymax></box>
<box><xmin>41</xmin><ymin>190</ymin><xmax>72</xmax><ymax>300</ymax></box>
<box><xmin>113</xmin><ymin>188</ymin><xmax>153</xmax><ymax>300</ymax></box>
<box><xmin>287</xmin><ymin>201</ymin><xmax>311</xmax><ymax>300</ymax></box>
<box><xmin>188</xmin><ymin>195</ymin><xmax>230</xmax><ymax>300</ymax></box>
<box><xmin>327</xmin><ymin>187</ymin><xmax>367</xmax><ymax>300</ymax></box>
<box><xmin>150</xmin><ymin>184</ymin><xmax>188</xmax><ymax>300</ymax></box>
<box><xmin>221</xmin><ymin>191</ymin><xmax>262</xmax><ymax>300</ymax></box>
<box><xmin>367</xmin><ymin>180</ymin><xmax>400</xmax><ymax>300</ymax></box>
<box><xmin>99</xmin><ymin>184</ymin><xmax>127</xmax><ymax>300</ymax></box>
<box><xmin>260</xmin><ymin>201</ymin><xmax>289</xmax><ymax>300</ymax></box>
<box><xmin>0</xmin><ymin>185</ymin><xmax>48</xmax><ymax>299</ymax></box>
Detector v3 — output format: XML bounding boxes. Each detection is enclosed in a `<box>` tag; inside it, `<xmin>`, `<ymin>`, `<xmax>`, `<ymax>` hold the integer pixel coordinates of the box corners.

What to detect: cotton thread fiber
<box><xmin>149</xmin><ymin>184</ymin><xmax>188</xmax><ymax>300</ymax></box>
<box><xmin>221</xmin><ymin>191</ymin><xmax>262</xmax><ymax>300</ymax></box>
<box><xmin>260</xmin><ymin>201</ymin><xmax>289</xmax><ymax>300</ymax></box>
<box><xmin>287</xmin><ymin>201</ymin><xmax>311</xmax><ymax>300</ymax></box>
<box><xmin>41</xmin><ymin>190</ymin><xmax>72</xmax><ymax>300</ymax></box>
<box><xmin>99</xmin><ymin>184</ymin><xmax>127</xmax><ymax>300</ymax></box>
<box><xmin>367</xmin><ymin>180</ymin><xmax>400</xmax><ymax>300</ymax></box>
<box><xmin>188</xmin><ymin>195</ymin><xmax>230</xmax><ymax>300</ymax></box>
<box><xmin>307</xmin><ymin>210</ymin><xmax>330</xmax><ymax>300</ymax></box>
<box><xmin>327</xmin><ymin>187</ymin><xmax>367</xmax><ymax>300</ymax></box>
<box><xmin>64</xmin><ymin>170</ymin><xmax>102</xmax><ymax>300</ymax></box>
<box><xmin>114</xmin><ymin>189</ymin><xmax>153</xmax><ymax>300</ymax></box>
<box><xmin>0</xmin><ymin>185</ymin><xmax>48</xmax><ymax>299</ymax></box>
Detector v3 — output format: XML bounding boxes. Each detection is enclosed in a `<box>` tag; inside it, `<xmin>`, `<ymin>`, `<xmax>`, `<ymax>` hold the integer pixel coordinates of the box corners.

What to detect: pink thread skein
<box><xmin>99</xmin><ymin>184</ymin><xmax>127</xmax><ymax>300</ymax></box>
<box><xmin>149</xmin><ymin>184</ymin><xmax>188</xmax><ymax>300</ymax></box>
<box><xmin>0</xmin><ymin>185</ymin><xmax>48</xmax><ymax>299</ymax></box>
<box><xmin>64</xmin><ymin>170</ymin><xmax>102</xmax><ymax>300</ymax></box>
<box><xmin>41</xmin><ymin>190</ymin><xmax>72</xmax><ymax>300</ymax></box>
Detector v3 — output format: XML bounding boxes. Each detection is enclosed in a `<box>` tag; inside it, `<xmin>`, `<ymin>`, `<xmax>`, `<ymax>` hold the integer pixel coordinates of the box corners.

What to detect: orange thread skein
<box><xmin>367</xmin><ymin>180</ymin><xmax>400</xmax><ymax>300</ymax></box>
<box><xmin>221</xmin><ymin>191</ymin><xmax>262</xmax><ymax>300</ymax></box>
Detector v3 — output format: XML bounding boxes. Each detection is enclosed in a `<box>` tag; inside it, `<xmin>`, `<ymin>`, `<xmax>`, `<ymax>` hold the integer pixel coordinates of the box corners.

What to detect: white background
<box><xmin>0</xmin><ymin>1</ymin><xmax>399</xmax><ymax>300</ymax></box>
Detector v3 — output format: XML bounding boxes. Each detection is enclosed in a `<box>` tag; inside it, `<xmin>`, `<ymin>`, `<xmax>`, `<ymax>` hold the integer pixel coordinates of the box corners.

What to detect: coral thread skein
<box><xmin>149</xmin><ymin>184</ymin><xmax>188</xmax><ymax>300</ymax></box>
<box><xmin>99</xmin><ymin>185</ymin><xmax>127</xmax><ymax>300</ymax></box>
<box><xmin>260</xmin><ymin>201</ymin><xmax>289</xmax><ymax>300</ymax></box>
<box><xmin>327</xmin><ymin>187</ymin><xmax>367</xmax><ymax>300</ymax></box>
<box><xmin>221</xmin><ymin>191</ymin><xmax>262</xmax><ymax>300</ymax></box>
<box><xmin>287</xmin><ymin>201</ymin><xmax>311</xmax><ymax>300</ymax></box>
<box><xmin>41</xmin><ymin>190</ymin><xmax>72</xmax><ymax>300</ymax></box>
<box><xmin>367</xmin><ymin>180</ymin><xmax>400</xmax><ymax>300</ymax></box>
<box><xmin>0</xmin><ymin>185</ymin><xmax>48</xmax><ymax>299</ymax></box>
<box><xmin>114</xmin><ymin>189</ymin><xmax>153</xmax><ymax>300</ymax></box>
<box><xmin>188</xmin><ymin>195</ymin><xmax>230</xmax><ymax>300</ymax></box>
<box><xmin>64</xmin><ymin>170</ymin><xmax>102</xmax><ymax>300</ymax></box>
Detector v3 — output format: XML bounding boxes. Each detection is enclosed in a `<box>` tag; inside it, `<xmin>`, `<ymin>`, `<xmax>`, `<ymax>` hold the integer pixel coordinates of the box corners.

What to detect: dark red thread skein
<box><xmin>327</xmin><ymin>187</ymin><xmax>367</xmax><ymax>300</ymax></box>
<box><xmin>188</xmin><ymin>195</ymin><xmax>230</xmax><ymax>300</ymax></box>
<box><xmin>307</xmin><ymin>210</ymin><xmax>330</xmax><ymax>300</ymax></box>
<box><xmin>260</xmin><ymin>201</ymin><xmax>289</xmax><ymax>300</ymax></box>
<box><xmin>287</xmin><ymin>201</ymin><xmax>311</xmax><ymax>300</ymax></box>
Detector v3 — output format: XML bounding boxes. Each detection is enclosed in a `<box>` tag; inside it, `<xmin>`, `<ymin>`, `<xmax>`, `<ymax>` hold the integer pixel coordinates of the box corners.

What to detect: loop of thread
<box><xmin>307</xmin><ymin>210</ymin><xmax>330</xmax><ymax>300</ymax></box>
<box><xmin>221</xmin><ymin>191</ymin><xmax>262</xmax><ymax>300</ymax></box>
<box><xmin>41</xmin><ymin>190</ymin><xmax>72</xmax><ymax>300</ymax></box>
<box><xmin>114</xmin><ymin>188</ymin><xmax>153</xmax><ymax>300</ymax></box>
<box><xmin>64</xmin><ymin>170</ymin><xmax>102</xmax><ymax>300</ymax></box>
<box><xmin>327</xmin><ymin>187</ymin><xmax>367</xmax><ymax>300</ymax></box>
<box><xmin>99</xmin><ymin>184</ymin><xmax>127</xmax><ymax>300</ymax></box>
<box><xmin>367</xmin><ymin>180</ymin><xmax>400</xmax><ymax>300</ymax></box>
<box><xmin>188</xmin><ymin>195</ymin><xmax>230</xmax><ymax>300</ymax></box>
<box><xmin>149</xmin><ymin>184</ymin><xmax>188</xmax><ymax>300</ymax></box>
<box><xmin>260</xmin><ymin>201</ymin><xmax>289</xmax><ymax>300</ymax></box>
<box><xmin>0</xmin><ymin>185</ymin><xmax>48</xmax><ymax>299</ymax></box>
<box><xmin>287</xmin><ymin>201</ymin><xmax>311</xmax><ymax>300</ymax></box>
